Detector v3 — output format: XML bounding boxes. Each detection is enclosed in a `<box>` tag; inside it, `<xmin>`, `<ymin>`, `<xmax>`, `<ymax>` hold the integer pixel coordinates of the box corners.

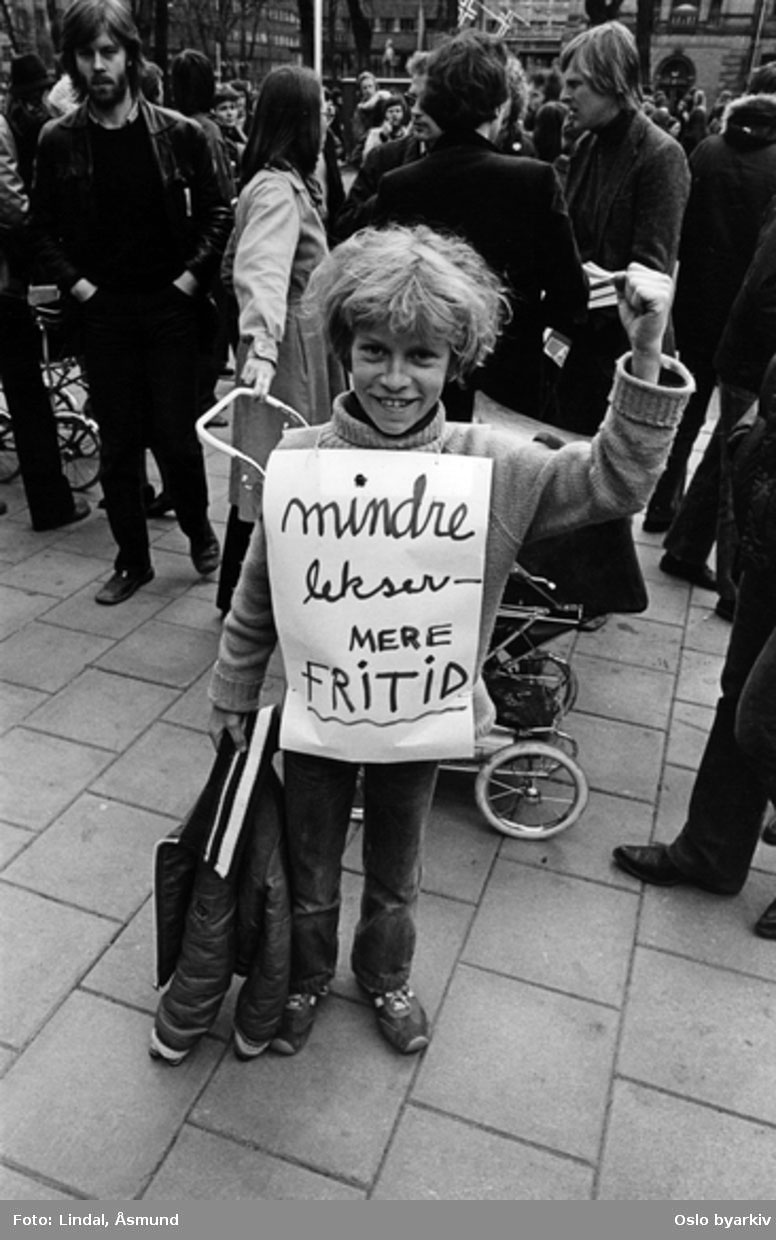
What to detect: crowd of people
<box><xmin>2</xmin><ymin>0</ymin><xmax>775</xmax><ymax>1070</ymax></box>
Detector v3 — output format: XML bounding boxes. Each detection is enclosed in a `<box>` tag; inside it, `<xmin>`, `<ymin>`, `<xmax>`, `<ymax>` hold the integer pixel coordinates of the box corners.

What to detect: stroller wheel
<box><xmin>475</xmin><ymin>740</ymin><xmax>588</xmax><ymax>839</ymax></box>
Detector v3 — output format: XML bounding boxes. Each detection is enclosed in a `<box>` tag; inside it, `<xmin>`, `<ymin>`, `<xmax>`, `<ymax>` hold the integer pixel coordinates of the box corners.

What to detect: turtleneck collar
<box><xmin>595</xmin><ymin>106</ymin><xmax>636</xmax><ymax>146</ymax></box>
<box><xmin>343</xmin><ymin>390</ymin><xmax>442</xmax><ymax>439</ymax></box>
<box><xmin>328</xmin><ymin>391</ymin><xmax>446</xmax><ymax>452</ymax></box>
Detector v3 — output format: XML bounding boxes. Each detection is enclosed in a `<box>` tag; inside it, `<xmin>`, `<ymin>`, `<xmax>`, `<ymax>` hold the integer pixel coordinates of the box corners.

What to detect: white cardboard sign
<box><xmin>263</xmin><ymin>448</ymin><xmax>493</xmax><ymax>762</ymax></box>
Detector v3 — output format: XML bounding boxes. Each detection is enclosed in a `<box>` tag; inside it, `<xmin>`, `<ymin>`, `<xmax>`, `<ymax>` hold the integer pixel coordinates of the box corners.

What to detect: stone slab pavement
<box><xmin>1</xmin><ymin>402</ymin><xmax>775</xmax><ymax>1202</ymax></box>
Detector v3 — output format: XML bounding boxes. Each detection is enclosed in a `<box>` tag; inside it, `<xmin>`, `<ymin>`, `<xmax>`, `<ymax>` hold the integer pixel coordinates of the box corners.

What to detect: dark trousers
<box><xmin>283</xmin><ymin>751</ymin><xmax>439</xmax><ymax>995</ymax></box>
<box><xmin>664</xmin><ymin>382</ymin><xmax>755</xmax><ymax>602</ymax></box>
<box><xmin>646</xmin><ymin>345</ymin><xmax>717</xmax><ymax>525</ymax></box>
<box><xmin>0</xmin><ymin>294</ymin><xmax>75</xmax><ymax>530</ymax></box>
<box><xmin>552</xmin><ymin>344</ymin><xmax>615</xmax><ymax>436</ymax></box>
<box><xmin>82</xmin><ymin>286</ymin><xmax>210</xmax><ymax>573</ymax></box>
<box><xmin>216</xmin><ymin>504</ymin><xmax>253</xmax><ymax>616</ymax></box>
<box><xmin>669</xmin><ymin>567</ymin><xmax>776</xmax><ymax>893</ymax></box>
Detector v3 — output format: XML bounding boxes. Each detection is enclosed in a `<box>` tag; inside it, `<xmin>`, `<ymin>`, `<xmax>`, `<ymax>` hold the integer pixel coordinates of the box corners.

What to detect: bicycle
<box><xmin>0</xmin><ymin>292</ymin><xmax>101</xmax><ymax>491</ymax></box>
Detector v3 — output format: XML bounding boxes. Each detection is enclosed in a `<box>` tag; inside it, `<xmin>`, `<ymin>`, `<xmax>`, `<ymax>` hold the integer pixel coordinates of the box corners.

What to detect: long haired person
<box><xmin>216</xmin><ymin>65</ymin><xmax>344</xmax><ymax>615</ymax></box>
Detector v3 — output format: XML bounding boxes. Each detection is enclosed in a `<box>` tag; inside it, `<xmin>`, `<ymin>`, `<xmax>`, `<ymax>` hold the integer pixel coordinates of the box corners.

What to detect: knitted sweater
<box><xmin>209</xmin><ymin>353</ymin><xmax>693</xmax><ymax>738</ymax></box>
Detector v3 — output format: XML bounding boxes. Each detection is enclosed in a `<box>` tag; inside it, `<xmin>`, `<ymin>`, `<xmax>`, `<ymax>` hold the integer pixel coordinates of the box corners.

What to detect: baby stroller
<box><xmin>197</xmin><ymin>392</ymin><xmax>589</xmax><ymax>843</ymax></box>
<box><xmin>442</xmin><ymin>566</ymin><xmax>589</xmax><ymax>840</ymax></box>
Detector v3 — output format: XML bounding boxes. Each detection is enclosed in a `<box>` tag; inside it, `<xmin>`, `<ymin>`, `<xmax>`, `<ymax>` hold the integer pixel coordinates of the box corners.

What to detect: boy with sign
<box><xmin>205</xmin><ymin>225</ymin><xmax>693</xmax><ymax>1060</ymax></box>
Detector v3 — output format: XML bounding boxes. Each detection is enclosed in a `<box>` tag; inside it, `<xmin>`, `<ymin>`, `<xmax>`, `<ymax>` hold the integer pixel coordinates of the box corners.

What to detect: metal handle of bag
<box><xmin>196</xmin><ymin>388</ymin><xmax>308</xmax><ymax>481</ymax></box>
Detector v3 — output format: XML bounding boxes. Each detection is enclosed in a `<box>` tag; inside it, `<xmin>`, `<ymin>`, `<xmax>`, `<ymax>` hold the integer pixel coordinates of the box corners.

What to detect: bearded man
<box><xmin>32</xmin><ymin>0</ymin><xmax>232</xmax><ymax>603</ymax></box>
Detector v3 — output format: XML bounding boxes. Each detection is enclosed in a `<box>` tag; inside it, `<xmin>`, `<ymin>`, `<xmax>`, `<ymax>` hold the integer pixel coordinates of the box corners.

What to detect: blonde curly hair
<box><xmin>304</xmin><ymin>224</ymin><xmax>509</xmax><ymax>383</ymax></box>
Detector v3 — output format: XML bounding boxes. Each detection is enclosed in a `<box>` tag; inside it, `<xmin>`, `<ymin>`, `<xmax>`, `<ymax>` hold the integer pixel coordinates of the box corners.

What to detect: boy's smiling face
<box><xmin>350</xmin><ymin>326</ymin><xmax>452</xmax><ymax>435</ymax></box>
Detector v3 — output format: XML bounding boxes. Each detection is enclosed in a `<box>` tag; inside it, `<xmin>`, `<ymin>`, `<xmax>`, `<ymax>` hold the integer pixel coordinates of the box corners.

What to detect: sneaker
<box><xmin>270</xmin><ymin>993</ymin><xmax>319</xmax><ymax>1055</ymax></box>
<box><xmin>371</xmin><ymin>985</ymin><xmax>429</xmax><ymax>1054</ymax></box>
<box><xmin>148</xmin><ymin>1027</ymin><xmax>189</xmax><ymax>1066</ymax></box>
<box><xmin>233</xmin><ymin>1027</ymin><xmax>270</xmax><ymax>1061</ymax></box>
<box><xmin>190</xmin><ymin>522</ymin><xmax>221</xmax><ymax>576</ymax></box>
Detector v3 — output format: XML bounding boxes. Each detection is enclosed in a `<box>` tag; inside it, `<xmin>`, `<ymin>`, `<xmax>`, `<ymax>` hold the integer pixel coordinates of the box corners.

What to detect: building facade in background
<box><xmin>2</xmin><ymin>0</ymin><xmax>776</xmax><ymax>110</ymax></box>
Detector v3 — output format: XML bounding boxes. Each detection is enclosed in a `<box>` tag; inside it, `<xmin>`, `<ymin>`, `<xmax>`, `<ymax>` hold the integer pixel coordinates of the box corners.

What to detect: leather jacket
<box><xmin>31</xmin><ymin>98</ymin><xmax>233</xmax><ymax>293</ymax></box>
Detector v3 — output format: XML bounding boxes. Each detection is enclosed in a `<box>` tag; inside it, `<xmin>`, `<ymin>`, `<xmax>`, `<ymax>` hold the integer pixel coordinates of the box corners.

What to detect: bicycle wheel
<box><xmin>475</xmin><ymin>740</ymin><xmax>588</xmax><ymax>840</ymax></box>
<box><xmin>54</xmin><ymin>409</ymin><xmax>101</xmax><ymax>491</ymax></box>
<box><xmin>0</xmin><ymin>409</ymin><xmax>20</xmax><ymax>483</ymax></box>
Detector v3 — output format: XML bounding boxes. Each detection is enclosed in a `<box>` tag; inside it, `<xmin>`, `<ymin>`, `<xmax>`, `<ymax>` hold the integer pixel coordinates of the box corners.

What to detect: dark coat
<box><xmin>739</xmin><ymin>359</ymin><xmax>776</xmax><ymax>577</ymax></box>
<box><xmin>31</xmin><ymin>98</ymin><xmax>233</xmax><ymax>292</ymax></box>
<box><xmin>674</xmin><ymin>94</ymin><xmax>776</xmax><ymax>354</ymax></box>
<box><xmin>333</xmin><ymin>132</ymin><xmax>424</xmax><ymax>241</ymax></box>
<box><xmin>553</xmin><ymin>108</ymin><xmax>690</xmax><ymax>434</ymax></box>
<box><xmin>373</xmin><ymin>129</ymin><xmax>588</xmax><ymax>418</ymax></box>
<box><xmin>153</xmin><ymin>707</ymin><xmax>290</xmax><ymax>1053</ymax></box>
<box><xmin>714</xmin><ymin>202</ymin><xmax>776</xmax><ymax>397</ymax></box>
<box><xmin>321</xmin><ymin>128</ymin><xmax>345</xmax><ymax>241</ymax></box>
<box><xmin>564</xmin><ymin>107</ymin><xmax>689</xmax><ymax>276</ymax></box>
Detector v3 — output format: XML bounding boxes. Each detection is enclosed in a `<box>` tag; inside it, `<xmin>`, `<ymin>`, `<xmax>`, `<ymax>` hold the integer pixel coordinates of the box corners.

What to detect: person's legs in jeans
<box><xmin>669</xmin><ymin>568</ymin><xmax>776</xmax><ymax>891</ymax></box>
<box><xmin>351</xmin><ymin>760</ymin><xmax>439</xmax><ymax>994</ymax></box>
<box><xmin>282</xmin><ymin>750</ymin><xmax>359</xmax><ymax>993</ymax></box>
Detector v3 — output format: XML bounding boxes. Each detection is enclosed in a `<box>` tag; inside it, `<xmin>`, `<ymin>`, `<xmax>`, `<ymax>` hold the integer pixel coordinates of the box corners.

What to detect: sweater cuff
<box><xmin>612</xmin><ymin>352</ymin><xmax>695</xmax><ymax>428</ymax></box>
<box><xmin>208</xmin><ymin>665</ymin><xmax>263</xmax><ymax>713</ymax></box>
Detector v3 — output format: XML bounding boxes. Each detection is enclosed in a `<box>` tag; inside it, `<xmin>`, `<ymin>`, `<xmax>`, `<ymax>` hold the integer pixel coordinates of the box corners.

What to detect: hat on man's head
<box><xmin>10</xmin><ymin>52</ymin><xmax>53</xmax><ymax>97</ymax></box>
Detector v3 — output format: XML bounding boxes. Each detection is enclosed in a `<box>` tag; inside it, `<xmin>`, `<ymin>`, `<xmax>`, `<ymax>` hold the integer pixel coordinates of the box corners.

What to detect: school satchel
<box><xmin>519</xmin><ymin>516</ymin><xmax>648</xmax><ymax>617</ymax></box>
<box><xmin>153</xmin><ymin>705</ymin><xmax>283</xmax><ymax>989</ymax></box>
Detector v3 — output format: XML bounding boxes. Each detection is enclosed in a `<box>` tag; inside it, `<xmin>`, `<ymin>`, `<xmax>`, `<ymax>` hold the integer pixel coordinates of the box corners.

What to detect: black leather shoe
<box><xmin>145</xmin><ymin>490</ymin><xmax>175</xmax><ymax>519</ymax></box>
<box><xmin>612</xmin><ymin>844</ymin><xmax>691</xmax><ymax>886</ymax></box>
<box><xmin>754</xmin><ymin>897</ymin><xmax>776</xmax><ymax>939</ymax></box>
<box><xmin>95</xmin><ymin>566</ymin><xmax>154</xmax><ymax>605</ymax></box>
<box><xmin>190</xmin><ymin>523</ymin><xmax>221</xmax><ymax>576</ymax></box>
<box><xmin>34</xmin><ymin>494</ymin><xmax>90</xmax><ymax>531</ymax></box>
<box><xmin>715</xmin><ymin>596</ymin><xmax>736</xmax><ymax>622</ymax></box>
<box><xmin>613</xmin><ymin>844</ymin><xmax>731</xmax><ymax>894</ymax></box>
<box><xmin>659</xmin><ymin>553</ymin><xmax>717</xmax><ymax>591</ymax></box>
<box><xmin>642</xmin><ymin>512</ymin><xmax>673</xmax><ymax>534</ymax></box>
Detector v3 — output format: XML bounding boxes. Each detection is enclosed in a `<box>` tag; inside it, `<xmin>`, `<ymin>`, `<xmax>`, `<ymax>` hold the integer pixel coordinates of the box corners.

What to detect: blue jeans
<box><xmin>669</xmin><ymin>567</ymin><xmax>776</xmax><ymax>893</ymax></box>
<box><xmin>282</xmin><ymin>751</ymin><xmax>439</xmax><ymax>994</ymax></box>
<box><xmin>82</xmin><ymin>286</ymin><xmax>210</xmax><ymax>573</ymax></box>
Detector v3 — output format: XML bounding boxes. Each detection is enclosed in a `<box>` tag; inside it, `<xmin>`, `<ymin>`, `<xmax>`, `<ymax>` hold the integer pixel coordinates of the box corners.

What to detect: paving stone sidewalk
<box><xmin>1</xmin><ymin>407</ymin><xmax>775</xmax><ymax>1202</ymax></box>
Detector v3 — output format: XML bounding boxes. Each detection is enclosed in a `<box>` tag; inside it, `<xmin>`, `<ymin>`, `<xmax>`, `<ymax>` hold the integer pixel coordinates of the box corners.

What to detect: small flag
<box><xmin>496</xmin><ymin>9</ymin><xmax>514</xmax><ymax>35</ymax></box>
<box><xmin>458</xmin><ymin>0</ymin><xmax>478</xmax><ymax>27</ymax></box>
